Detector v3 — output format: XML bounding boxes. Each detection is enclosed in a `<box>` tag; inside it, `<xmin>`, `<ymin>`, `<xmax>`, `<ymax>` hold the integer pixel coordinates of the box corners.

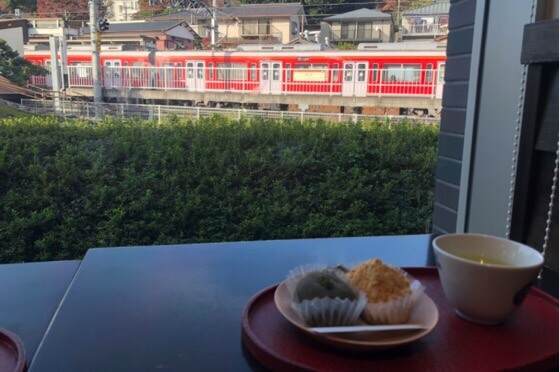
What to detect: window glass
<box><xmin>187</xmin><ymin>63</ymin><xmax>193</xmax><ymax>79</ymax></box>
<box><xmin>262</xmin><ymin>63</ymin><xmax>269</xmax><ymax>80</ymax></box>
<box><xmin>357</xmin><ymin>63</ymin><xmax>366</xmax><ymax>82</ymax></box>
<box><xmin>438</xmin><ymin>63</ymin><xmax>445</xmax><ymax>82</ymax></box>
<box><xmin>382</xmin><ymin>64</ymin><xmax>421</xmax><ymax>82</ymax></box>
<box><xmin>286</xmin><ymin>64</ymin><xmax>291</xmax><ymax>81</ymax></box>
<box><xmin>373</xmin><ymin>63</ymin><xmax>379</xmax><ymax>81</ymax></box>
<box><xmin>344</xmin><ymin>64</ymin><xmax>353</xmax><ymax>82</ymax></box>
<box><xmin>217</xmin><ymin>63</ymin><xmax>246</xmax><ymax>80</ymax></box>
<box><xmin>250</xmin><ymin>64</ymin><xmax>256</xmax><ymax>80</ymax></box>
<box><xmin>197</xmin><ymin>63</ymin><xmax>204</xmax><ymax>79</ymax></box>
<box><xmin>272</xmin><ymin>64</ymin><xmax>280</xmax><ymax>81</ymax></box>
<box><xmin>333</xmin><ymin>63</ymin><xmax>339</xmax><ymax>81</ymax></box>
<box><xmin>357</xmin><ymin>23</ymin><xmax>372</xmax><ymax>40</ymax></box>
<box><xmin>425</xmin><ymin>64</ymin><xmax>433</xmax><ymax>83</ymax></box>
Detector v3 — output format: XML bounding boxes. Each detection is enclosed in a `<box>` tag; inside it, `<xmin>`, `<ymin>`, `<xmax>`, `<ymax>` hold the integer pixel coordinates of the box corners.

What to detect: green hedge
<box><xmin>0</xmin><ymin>115</ymin><xmax>438</xmax><ymax>263</ymax></box>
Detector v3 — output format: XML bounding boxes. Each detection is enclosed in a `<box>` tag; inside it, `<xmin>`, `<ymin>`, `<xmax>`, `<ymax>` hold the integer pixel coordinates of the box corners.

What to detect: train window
<box><xmin>426</xmin><ymin>64</ymin><xmax>433</xmax><ymax>83</ymax></box>
<box><xmin>438</xmin><ymin>63</ymin><xmax>446</xmax><ymax>82</ymax></box>
<box><xmin>373</xmin><ymin>63</ymin><xmax>379</xmax><ymax>81</ymax></box>
<box><xmin>250</xmin><ymin>64</ymin><xmax>257</xmax><ymax>80</ymax></box>
<box><xmin>332</xmin><ymin>64</ymin><xmax>339</xmax><ymax>81</ymax></box>
<box><xmin>357</xmin><ymin>63</ymin><xmax>366</xmax><ymax>82</ymax></box>
<box><xmin>272</xmin><ymin>63</ymin><xmax>280</xmax><ymax>81</ymax></box>
<box><xmin>197</xmin><ymin>63</ymin><xmax>204</xmax><ymax>79</ymax></box>
<box><xmin>344</xmin><ymin>64</ymin><xmax>353</xmax><ymax>82</ymax></box>
<box><xmin>208</xmin><ymin>63</ymin><xmax>213</xmax><ymax>80</ymax></box>
<box><xmin>217</xmin><ymin>63</ymin><xmax>246</xmax><ymax>80</ymax></box>
<box><xmin>382</xmin><ymin>64</ymin><xmax>421</xmax><ymax>82</ymax></box>
<box><xmin>285</xmin><ymin>64</ymin><xmax>291</xmax><ymax>81</ymax></box>
<box><xmin>187</xmin><ymin>63</ymin><xmax>193</xmax><ymax>79</ymax></box>
<box><xmin>262</xmin><ymin>63</ymin><xmax>269</xmax><ymax>80</ymax></box>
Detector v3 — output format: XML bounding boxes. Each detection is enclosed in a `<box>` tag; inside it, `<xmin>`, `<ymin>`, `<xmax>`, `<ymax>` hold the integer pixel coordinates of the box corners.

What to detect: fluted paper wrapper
<box><xmin>285</xmin><ymin>265</ymin><xmax>367</xmax><ymax>327</ymax></box>
<box><xmin>362</xmin><ymin>279</ymin><xmax>424</xmax><ymax>324</ymax></box>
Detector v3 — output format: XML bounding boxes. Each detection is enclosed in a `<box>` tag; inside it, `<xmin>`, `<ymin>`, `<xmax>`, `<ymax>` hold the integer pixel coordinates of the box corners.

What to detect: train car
<box><xmin>24</xmin><ymin>42</ymin><xmax>447</xmax><ymax>114</ymax></box>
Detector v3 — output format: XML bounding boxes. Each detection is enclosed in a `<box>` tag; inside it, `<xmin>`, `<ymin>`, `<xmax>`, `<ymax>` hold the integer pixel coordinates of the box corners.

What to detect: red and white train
<box><xmin>24</xmin><ymin>42</ymin><xmax>447</xmax><ymax>114</ymax></box>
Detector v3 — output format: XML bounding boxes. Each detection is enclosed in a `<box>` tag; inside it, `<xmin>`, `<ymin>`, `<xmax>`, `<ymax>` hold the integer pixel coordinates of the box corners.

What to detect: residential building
<box><xmin>151</xmin><ymin>2</ymin><xmax>305</xmax><ymax>47</ymax></box>
<box><xmin>401</xmin><ymin>0</ymin><xmax>449</xmax><ymax>39</ymax></box>
<box><xmin>321</xmin><ymin>8</ymin><xmax>393</xmax><ymax>45</ymax></box>
<box><xmin>0</xmin><ymin>19</ymin><xmax>29</xmax><ymax>55</ymax></box>
<box><xmin>108</xmin><ymin>0</ymin><xmax>140</xmax><ymax>21</ymax></box>
<box><xmin>26</xmin><ymin>18</ymin><xmax>83</xmax><ymax>46</ymax></box>
<box><xmin>79</xmin><ymin>20</ymin><xmax>195</xmax><ymax>50</ymax></box>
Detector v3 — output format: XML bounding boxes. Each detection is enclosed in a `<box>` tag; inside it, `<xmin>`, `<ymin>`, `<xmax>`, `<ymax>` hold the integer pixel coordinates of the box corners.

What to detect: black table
<box><xmin>0</xmin><ymin>260</ymin><xmax>80</xmax><ymax>365</ymax></box>
<box><xmin>28</xmin><ymin>234</ymin><xmax>435</xmax><ymax>371</ymax></box>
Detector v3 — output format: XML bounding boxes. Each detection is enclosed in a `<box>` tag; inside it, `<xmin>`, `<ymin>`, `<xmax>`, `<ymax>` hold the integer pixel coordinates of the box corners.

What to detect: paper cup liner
<box><xmin>362</xmin><ymin>279</ymin><xmax>424</xmax><ymax>324</ymax></box>
<box><xmin>285</xmin><ymin>265</ymin><xmax>368</xmax><ymax>327</ymax></box>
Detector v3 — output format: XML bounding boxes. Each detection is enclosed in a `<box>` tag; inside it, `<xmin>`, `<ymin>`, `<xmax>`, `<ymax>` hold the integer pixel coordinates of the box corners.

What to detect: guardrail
<box><xmin>19</xmin><ymin>99</ymin><xmax>440</xmax><ymax>124</ymax></box>
<box><xmin>45</xmin><ymin>65</ymin><xmax>445</xmax><ymax>98</ymax></box>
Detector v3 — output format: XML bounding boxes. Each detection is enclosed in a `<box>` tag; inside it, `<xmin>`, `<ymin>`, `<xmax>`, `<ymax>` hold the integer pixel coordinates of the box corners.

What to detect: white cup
<box><xmin>433</xmin><ymin>233</ymin><xmax>544</xmax><ymax>325</ymax></box>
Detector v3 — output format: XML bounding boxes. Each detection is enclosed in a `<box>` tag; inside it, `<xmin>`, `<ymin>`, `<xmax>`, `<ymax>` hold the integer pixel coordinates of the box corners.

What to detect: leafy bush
<box><xmin>0</xmin><ymin>115</ymin><xmax>438</xmax><ymax>262</ymax></box>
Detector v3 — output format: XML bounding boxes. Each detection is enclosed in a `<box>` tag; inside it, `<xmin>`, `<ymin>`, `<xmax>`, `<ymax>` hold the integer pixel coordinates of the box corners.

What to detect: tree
<box><xmin>0</xmin><ymin>39</ymin><xmax>46</xmax><ymax>86</ymax></box>
<box><xmin>4</xmin><ymin>0</ymin><xmax>36</xmax><ymax>11</ymax></box>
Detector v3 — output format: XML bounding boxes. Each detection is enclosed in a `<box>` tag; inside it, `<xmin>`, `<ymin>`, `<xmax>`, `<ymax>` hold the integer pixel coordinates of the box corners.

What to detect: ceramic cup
<box><xmin>433</xmin><ymin>233</ymin><xmax>543</xmax><ymax>325</ymax></box>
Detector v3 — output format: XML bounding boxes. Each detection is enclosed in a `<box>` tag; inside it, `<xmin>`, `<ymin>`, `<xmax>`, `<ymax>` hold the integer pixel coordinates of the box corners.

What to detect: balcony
<box><xmin>402</xmin><ymin>22</ymin><xmax>448</xmax><ymax>38</ymax></box>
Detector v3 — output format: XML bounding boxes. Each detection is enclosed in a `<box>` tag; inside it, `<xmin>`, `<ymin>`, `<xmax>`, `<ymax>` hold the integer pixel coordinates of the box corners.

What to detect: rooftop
<box><xmin>152</xmin><ymin>2</ymin><xmax>304</xmax><ymax>21</ymax></box>
<box><xmin>403</xmin><ymin>0</ymin><xmax>450</xmax><ymax>16</ymax></box>
<box><xmin>323</xmin><ymin>8</ymin><xmax>392</xmax><ymax>22</ymax></box>
<box><xmin>83</xmin><ymin>20</ymin><xmax>185</xmax><ymax>34</ymax></box>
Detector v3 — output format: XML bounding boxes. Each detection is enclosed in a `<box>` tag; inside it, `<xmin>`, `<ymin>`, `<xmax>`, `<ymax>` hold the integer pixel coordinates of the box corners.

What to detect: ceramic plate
<box><xmin>274</xmin><ymin>281</ymin><xmax>439</xmax><ymax>351</ymax></box>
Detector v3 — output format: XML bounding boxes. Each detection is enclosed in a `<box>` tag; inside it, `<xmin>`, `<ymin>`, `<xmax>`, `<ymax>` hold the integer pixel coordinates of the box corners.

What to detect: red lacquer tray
<box><xmin>242</xmin><ymin>267</ymin><xmax>559</xmax><ymax>372</ymax></box>
<box><xmin>0</xmin><ymin>329</ymin><xmax>26</xmax><ymax>372</ymax></box>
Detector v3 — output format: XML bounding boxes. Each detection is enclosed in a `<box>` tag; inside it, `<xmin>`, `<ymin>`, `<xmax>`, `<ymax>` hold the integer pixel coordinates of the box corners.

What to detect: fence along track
<box><xmin>18</xmin><ymin>99</ymin><xmax>440</xmax><ymax>124</ymax></box>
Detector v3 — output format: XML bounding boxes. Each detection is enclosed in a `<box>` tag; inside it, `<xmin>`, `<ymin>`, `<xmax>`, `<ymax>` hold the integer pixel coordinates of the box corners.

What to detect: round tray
<box><xmin>0</xmin><ymin>329</ymin><xmax>26</xmax><ymax>372</ymax></box>
<box><xmin>241</xmin><ymin>267</ymin><xmax>559</xmax><ymax>372</ymax></box>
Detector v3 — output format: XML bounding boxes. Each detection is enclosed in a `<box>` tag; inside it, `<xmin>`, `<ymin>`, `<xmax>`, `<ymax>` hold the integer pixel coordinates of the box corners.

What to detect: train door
<box><xmin>260</xmin><ymin>62</ymin><xmax>282</xmax><ymax>94</ymax></box>
<box><xmin>186</xmin><ymin>61</ymin><xmax>205</xmax><ymax>92</ymax></box>
<box><xmin>104</xmin><ymin>60</ymin><xmax>121</xmax><ymax>88</ymax></box>
<box><xmin>342</xmin><ymin>62</ymin><xmax>368</xmax><ymax>97</ymax></box>
<box><xmin>436</xmin><ymin>62</ymin><xmax>445</xmax><ymax>99</ymax></box>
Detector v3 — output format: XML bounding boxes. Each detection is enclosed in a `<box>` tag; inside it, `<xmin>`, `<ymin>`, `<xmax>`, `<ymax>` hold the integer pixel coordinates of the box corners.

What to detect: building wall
<box><xmin>109</xmin><ymin>0</ymin><xmax>140</xmax><ymax>21</ymax></box>
<box><xmin>431</xmin><ymin>0</ymin><xmax>477</xmax><ymax>234</ymax></box>
<box><xmin>0</xmin><ymin>27</ymin><xmax>25</xmax><ymax>54</ymax></box>
<box><xmin>220</xmin><ymin>16</ymin><xmax>297</xmax><ymax>44</ymax></box>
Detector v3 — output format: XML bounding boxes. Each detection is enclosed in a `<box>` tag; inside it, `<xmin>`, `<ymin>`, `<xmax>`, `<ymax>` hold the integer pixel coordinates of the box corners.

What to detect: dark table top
<box><xmin>29</xmin><ymin>234</ymin><xmax>435</xmax><ymax>371</ymax></box>
<box><xmin>0</xmin><ymin>260</ymin><xmax>80</xmax><ymax>365</ymax></box>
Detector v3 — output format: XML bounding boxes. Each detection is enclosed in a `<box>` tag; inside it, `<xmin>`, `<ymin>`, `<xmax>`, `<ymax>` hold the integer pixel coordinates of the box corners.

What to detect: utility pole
<box><xmin>58</xmin><ymin>27</ymin><xmax>68</xmax><ymax>90</ymax></box>
<box><xmin>89</xmin><ymin>0</ymin><xmax>103</xmax><ymax>103</ymax></box>
<box><xmin>49</xmin><ymin>36</ymin><xmax>61</xmax><ymax>111</ymax></box>
<box><xmin>210</xmin><ymin>0</ymin><xmax>217</xmax><ymax>49</ymax></box>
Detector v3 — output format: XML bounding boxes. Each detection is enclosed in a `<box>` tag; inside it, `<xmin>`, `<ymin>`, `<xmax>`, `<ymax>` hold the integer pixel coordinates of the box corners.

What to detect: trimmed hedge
<box><xmin>0</xmin><ymin>115</ymin><xmax>438</xmax><ymax>263</ymax></box>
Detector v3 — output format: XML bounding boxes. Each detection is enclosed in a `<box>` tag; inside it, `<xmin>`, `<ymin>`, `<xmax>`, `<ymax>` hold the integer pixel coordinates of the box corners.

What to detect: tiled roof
<box><xmin>152</xmin><ymin>3</ymin><xmax>304</xmax><ymax>20</ymax></box>
<box><xmin>84</xmin><ymin>20</ymin><xmax>184</xmax><ymax>34</ymax></box>
<box><xmin>323</xmin><ymin>8</ymin><xmax>392</xmax><ymax>22</ymax></box>
<box><xmin>220</xmin><ymin>2</ymin><xmax>304</xmax><ymax>17</ymax></box>
<box><xmin>403</xmin><ymin>1</ymin><xmax>450</xmax><ymax>16</ymax></box>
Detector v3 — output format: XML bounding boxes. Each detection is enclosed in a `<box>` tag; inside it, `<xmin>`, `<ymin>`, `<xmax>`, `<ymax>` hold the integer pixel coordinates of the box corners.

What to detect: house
<box><xmin>79</xmin><ymin>20</ymin><xmax>196</xmax><ymax>50</ymax></box>
<box><xmin>151</xmin><ymin>2</ymin><xmax>306</xmax><ymax>47</ymax></box>
<box><xmin>108</xmin><ymin>0</ymin><xmax>140</xmax><ymax>21</ymax></box>
<box><xmin>0</xmin><ymin>19</ymin><xmax>29</xmax><ymax>55</ymax></box>
<box><xmin>27</xmin><ymin>18</ymin><xmax>83</xmax><ymax>47</ymax></box>
<box><xmin>321</xmin><ymin>8</ymin><xmax>393</xmax><ymax>45</ymax></box>
<box><xmin>401</xmin><ymin>0</ymin><xmax>449</xmax><ymax>39</ymax></box>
